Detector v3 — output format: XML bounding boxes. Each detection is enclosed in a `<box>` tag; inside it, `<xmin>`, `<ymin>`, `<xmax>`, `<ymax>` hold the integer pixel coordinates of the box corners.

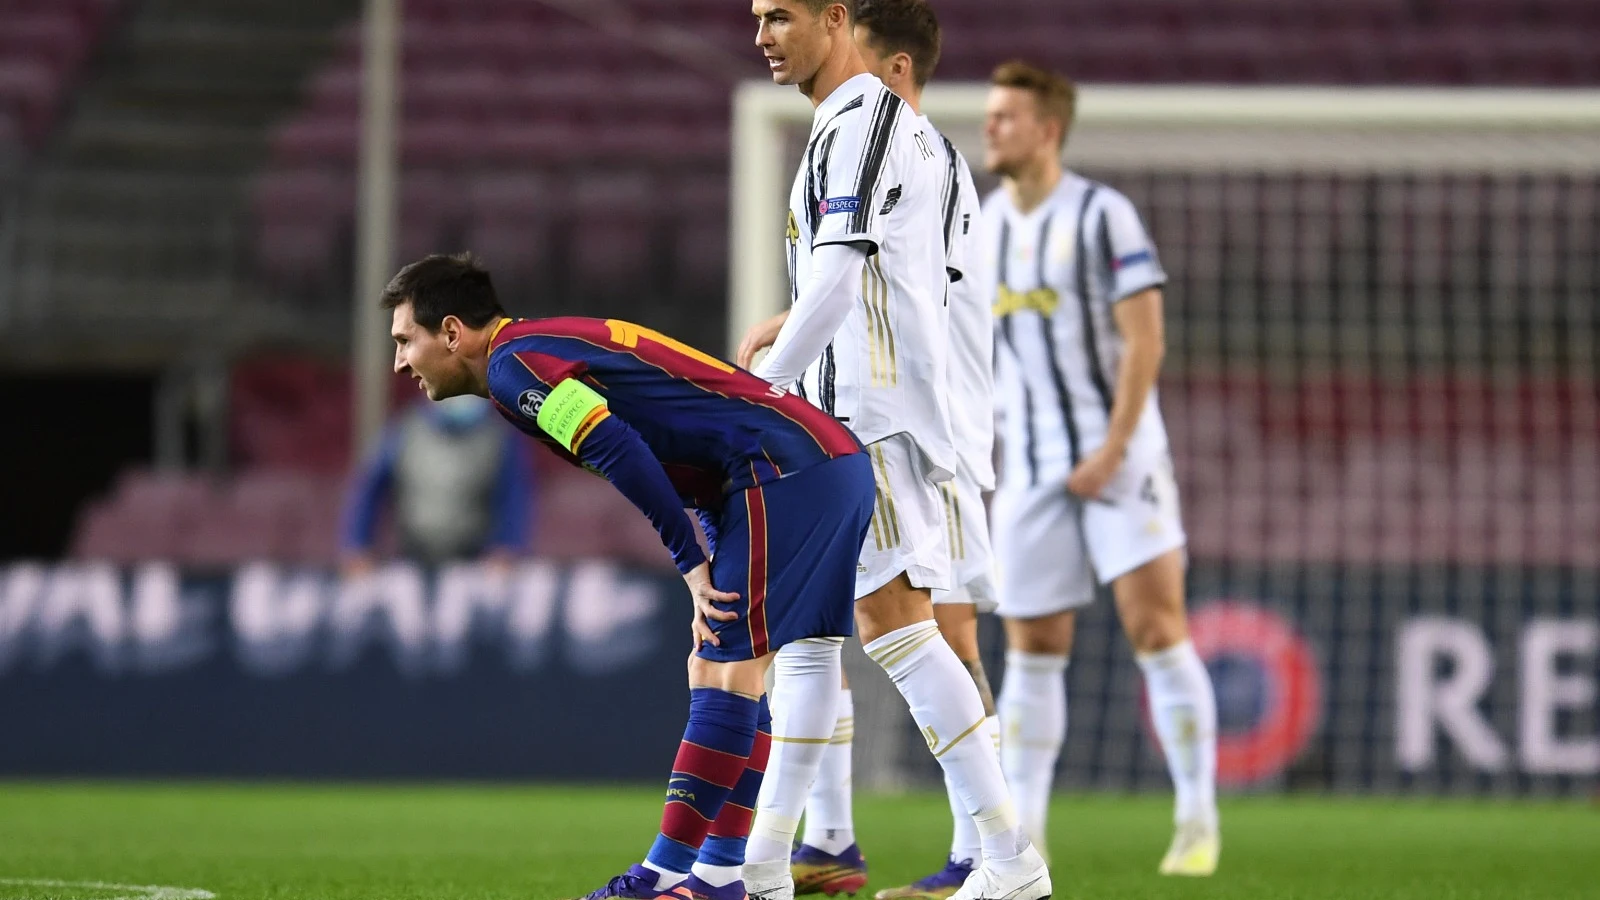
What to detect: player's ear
<box><xmin>895</xmin><ymin>52</ymin><xmax>914</xmax><ymax>84</ymax></box>
<box><xmin>440</xmin><ymin>314</ymin><xmax>464</xmax><ymax>350</ymax></box>
<box><xmin>827</xmin><ymin>2</ymin><xmax>848</xmax><ymax>31</ymax></box>
<box><xmin>1049</xmin><ymin>117</ymin><xmax>1069</xmax><ymax>151</ymax></box>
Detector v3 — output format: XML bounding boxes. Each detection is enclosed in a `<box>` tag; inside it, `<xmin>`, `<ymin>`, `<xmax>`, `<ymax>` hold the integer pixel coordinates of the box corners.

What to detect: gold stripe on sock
<box><xmin>771</xmin><ymin>735</ymin><xmax>834</xmax><ymax>744</ymax></box>
<box><xmin>865</xmin><ymin>622</ymin><xmax>939</xmax><ymax>665</ymax></box>
<box><xmin>875</xmin><ymin>629</ymin><xmax>942</xmax><ymax>671</ymax></box>
<box><xmin>865</xmin><ymin>623</ymin><xmax>936</xmax><ymax>665</ymax></box>
<box><xmin>932</xmin><ymin>716</ymin><xmax>989</xmax><ymax>759</ymax></box>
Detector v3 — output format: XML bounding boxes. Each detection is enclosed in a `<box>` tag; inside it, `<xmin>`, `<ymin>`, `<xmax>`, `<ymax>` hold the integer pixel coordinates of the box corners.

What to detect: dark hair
<box><xmin>991</xmin><ymin>60</ymin><xmax>1078</xmax><ymax>149</ymax></box>
<box><xmin>802</xmin><ymin>0</ymin><xmax>854</xmax><ymax>18</ymax></box>
<box><xmin>854</xmin><ymin>0</ymin><xmax>941</xmax><ymax>87</ymax></box>
<box><xmin>380</xmin><ymin>252</ymin><xmax>506</xmax><ymax>331</ymax></box>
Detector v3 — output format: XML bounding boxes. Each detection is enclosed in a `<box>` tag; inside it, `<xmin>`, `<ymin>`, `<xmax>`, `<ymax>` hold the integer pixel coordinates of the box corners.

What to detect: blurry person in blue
<box><xmin>339</xmin><ymin>392</ymin><xmax>535</xmax><ymax>571</ymax></box>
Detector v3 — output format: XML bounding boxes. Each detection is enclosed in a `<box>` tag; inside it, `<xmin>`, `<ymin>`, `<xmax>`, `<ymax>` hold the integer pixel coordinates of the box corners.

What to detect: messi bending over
<box><xmin>382</xmin><ymin>253</ymin><xmax>875</xmax><ymax>900</ymax></box>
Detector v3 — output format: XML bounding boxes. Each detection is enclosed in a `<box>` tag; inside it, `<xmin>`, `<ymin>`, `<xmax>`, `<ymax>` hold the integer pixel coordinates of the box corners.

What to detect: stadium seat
<box><xmin>0</xmin><ymin>0</ymin><xmax>120</xmax><ymax>147</ymax></box>
<box><xmin>249</xmin><ymin>168</ymin><xmax>354</xmax><ymax>288</ymax></box>
<box><xmin>563</xmin><ymin>172</ymin><xmax>662</xmax><ymax>299</ymax></box>
<box><xmin>182</xmin><ymin>516</ymin><xmax>283</xmax><ymax>568</ymax></box>
<box><xmin>229</xmin><ymin>358</ymin><xmax>355</xmax><ymax>474</ymax></box>
<box><xmin>249</xmin><ymin>0</ymin><xmax>1600</xmax><ymax>305</ymax></box>
<box><xmin>68</xmin><ymin>470</ymin><xmax>215</xmax><ymax>563</ymax></box>
<box><xmin>477</xmin><ymin>121</ymin><xmax>588</xmax><ymax>166</ymax></box>
<box><xmin>463</xmin><ymin>172</ymin><xmax>553</xmax><ymax>283</ymax></box>
<box><xmin>398</xmin><ymin>170</ymin><xmax>467</xmax><ymax>260</ymax></box>
<box><xmin>666</xmin><ymin>174</ymin><xmax>729</xmax><ymax>296</ymax></box>
<box><xmin>69</xmin><ymin>498</ymin><xmax>179</xmax><ymax>563</ymax></box>
<box><xmin>0</xmin><ymin>57</ymin><xmax>61</xmax><ymax>143</ymax></box>
<box><xmin>0</xmin><ymin>15</ymin><xmax>87</xmax><ymax>75</ymax></box>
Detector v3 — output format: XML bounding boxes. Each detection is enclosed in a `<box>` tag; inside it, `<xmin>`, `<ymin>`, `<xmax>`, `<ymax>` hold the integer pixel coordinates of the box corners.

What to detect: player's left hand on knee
<box><xmin>1067</xmin><ymin>444</ymin><xmax>1124</xmax><ymax>503</ymax></box>
<box><xmin>685</xmin><ymin>562</ymin><xmax>741</xmax><ymax>647</ymax></box>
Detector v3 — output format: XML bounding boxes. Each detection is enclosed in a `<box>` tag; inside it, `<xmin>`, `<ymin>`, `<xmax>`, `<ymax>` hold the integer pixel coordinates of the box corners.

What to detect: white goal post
<box><xmin>726</xmin><ymin>84</ymin><xmax>1600</xmax><ymax>795</ymax></box>
<box><xmin>728</xmin><ymin>83</ymin><xmax>1600</xmax><ymax>354</ymax></box>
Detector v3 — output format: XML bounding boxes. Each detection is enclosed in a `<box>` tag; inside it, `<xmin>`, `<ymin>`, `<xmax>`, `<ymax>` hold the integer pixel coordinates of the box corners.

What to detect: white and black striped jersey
<box><xmin>982</xmin><ymin>172</ymin><xmax>1170</xmax><ymax>488</ymax></box>
<box><xmin>921</xmin><ymin>115</ymin><xmax>994</xmax><ymax>491</ymax></box>
<box><xmin>784</xmin><ymin>73</ymin><xmax>955</xmax><ymax>480</ymax></box>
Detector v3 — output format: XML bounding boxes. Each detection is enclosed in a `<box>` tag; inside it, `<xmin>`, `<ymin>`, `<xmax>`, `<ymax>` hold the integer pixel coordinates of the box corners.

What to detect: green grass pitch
<box><xmin>0</xmin><ymin>783</ymin><xmax>1593</xmax><ymax>899</ymax></box>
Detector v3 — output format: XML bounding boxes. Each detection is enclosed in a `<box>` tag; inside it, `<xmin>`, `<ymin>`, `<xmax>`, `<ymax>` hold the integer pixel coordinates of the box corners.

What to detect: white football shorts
<box><xmin>855</xmin><ymin>432</ymin><xmax>952</xmax><ymax>599</ymax></box>
<box><xmin>931</xmin><ymin>464</ymin><xmax>998</xmax><ymax>612</ymax></box>
<box><xmin>993</xmin><ymin>446</ymin><xmax>1186</xmax><ymax>618</ymax></box>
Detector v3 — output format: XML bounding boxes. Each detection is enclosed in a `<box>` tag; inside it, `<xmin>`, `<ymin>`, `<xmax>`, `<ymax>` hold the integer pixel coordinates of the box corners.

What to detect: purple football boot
<box><xmin>573</xmin><ymin>864</ymin><xmax>666</xmax><ymax>900</ymax></box>
<box><xmin>790</xmin><ymin>843</ymin><xmax>869</xmax><ymax>896</ymax></box>
<box><xmin>869</xmin><ymin>857</ymin><xmax>975</xmax><ymax>900</ymax></box>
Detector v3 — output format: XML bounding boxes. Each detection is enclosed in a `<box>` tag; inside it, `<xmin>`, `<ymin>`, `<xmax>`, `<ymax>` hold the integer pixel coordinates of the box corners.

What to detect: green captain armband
<box><xmin>536</xmin><ymin>379</ymin><xmax>611</xmax><ymax>453</ymax></box>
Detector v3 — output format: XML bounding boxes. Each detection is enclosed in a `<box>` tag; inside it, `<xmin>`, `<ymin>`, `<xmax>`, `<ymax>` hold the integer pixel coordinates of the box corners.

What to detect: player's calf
<box><xmin>931</xmin><ymin>600</ymin><xmax>999</xmax><ymax>868</ymax></box>
<box><xmin>574</xmin><ymin>689</ymin><xmax>759</xmax><ymax>900</ymax></box>
<box><xmin>686</xmin><ymin>697</ymin><xmax>772</xmax><ymax>896</ymax></box>
<box><xmin>1114</xmin><ymin>549</ymin><xmax>1220</xmax><ymax>863</ymax></box>
<box><xmin>860</xmin><ymin>580</ymin><xmax>1034</xmax><ymax>873</ymax></box>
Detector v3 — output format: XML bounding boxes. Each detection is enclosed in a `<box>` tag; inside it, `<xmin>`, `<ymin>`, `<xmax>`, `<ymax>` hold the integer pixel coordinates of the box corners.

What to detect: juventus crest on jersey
<box><xmin>784</xmin><ymin>73</ymin><xmax>955</xmax><ymax>480</ymax></box>
<box><xmin>982</xmin><ymin>172</ymin><xmax>1170</xmax><ymax>488</ymax></box>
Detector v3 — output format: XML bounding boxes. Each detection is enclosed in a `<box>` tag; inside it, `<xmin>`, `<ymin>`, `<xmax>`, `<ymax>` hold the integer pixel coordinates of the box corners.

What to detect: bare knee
<box><xmin>1120</xmin><ymin>607</ymin><xmax>1187</xmax><ymax>655</ymax></box>
<box><xmin>934</xmin><ymin>602</ymin><xmax>980</xmax><ymax>660</ymax></box>
<box><xmin>1112</xmin><ymin>550</ymin><xmax>1189</xmax><ymax>655</ymax></box>
<box><xmin>1004</xmin><ymin>610</ymin><xmax>1076</xmax><ymax>657</ymax></box>
<box><xmin>855</xmin><ymin>573</ymin><xmax>934</xmax><ymax>644</ymax></box>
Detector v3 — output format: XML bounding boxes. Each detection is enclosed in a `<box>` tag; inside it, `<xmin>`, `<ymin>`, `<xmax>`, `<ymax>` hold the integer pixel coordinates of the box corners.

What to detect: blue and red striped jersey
<box><xmin>484</xmin><ymin>317</ymin><xmax>863</xmax><ymax>572</ymax></box>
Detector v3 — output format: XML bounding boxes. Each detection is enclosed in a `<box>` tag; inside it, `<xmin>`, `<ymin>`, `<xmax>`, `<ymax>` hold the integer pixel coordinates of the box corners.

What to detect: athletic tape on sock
<box><xmin>750</xmin><ymin>811</ymin><xmax>800</xmax><ymax>845</ymax></box>
<box><xmin>973</xmin><ymin>798</ymin><xmax>1020</xmax><ymax>838</ymax></box>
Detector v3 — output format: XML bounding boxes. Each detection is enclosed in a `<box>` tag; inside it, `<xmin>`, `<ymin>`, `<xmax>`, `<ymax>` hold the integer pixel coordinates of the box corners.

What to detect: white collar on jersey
<box><xmin>1004</xmin><ymin>170</ymin><xmax>1085</xmax><ymax>220</ymax></box>
<box><xmin>813</xmin><ymin>72</ymin><xmax>882</xmax><ymax>119</ymax></box>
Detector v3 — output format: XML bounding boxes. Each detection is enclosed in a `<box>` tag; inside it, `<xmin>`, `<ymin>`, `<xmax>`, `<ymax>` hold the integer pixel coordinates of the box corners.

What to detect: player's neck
<box><xmin>801</xmin><ymin>43</ymin><xmax>867</xmax><ymax>107</ymax></box>
<box><xmin>1005</xmin><ymin>159</ymin><xmax>1063</xmax><ymax>214</ymax></box>
<box><xmin>878</xmin><ymin>79</ymin><xmax>920</xmax><ymax>114</ymax></box>
<box><xmin>900</xmin><ymin>85</ymin><xmax>922</xmax><ymax>116</ymax></box>
<box><xmin>460</xmin><ymin>329</ymin><xmax>494</xmax><ymax>398</ymax></box>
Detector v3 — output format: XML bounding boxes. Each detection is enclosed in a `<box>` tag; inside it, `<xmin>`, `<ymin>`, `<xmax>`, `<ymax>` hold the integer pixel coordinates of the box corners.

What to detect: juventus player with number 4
<box><xmin>981</xmin><ymin>61</ymin><xmax>1222</xmax><ymax>877</ymax></box>
<box><xmin>738</xmin><ymin>3</ymin><xmax>1048</xmax><ymax>900</ymax></box>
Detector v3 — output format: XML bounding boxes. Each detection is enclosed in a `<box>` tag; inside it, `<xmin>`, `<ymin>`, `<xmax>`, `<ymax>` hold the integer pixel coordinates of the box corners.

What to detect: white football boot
<box><xmin>947</xmin><ymin>843</ymin><xmax>1050</xmax><ymax>900</ymax></box>
<box><xmin>743</xmin><ymin>859</ymin><xmax>795</xmax><ymax>900</ymax></box>
<box><xmin>1158</xmin><ymin>820</ymin><xmax>1220</xmax><ymax>876</ymax></box>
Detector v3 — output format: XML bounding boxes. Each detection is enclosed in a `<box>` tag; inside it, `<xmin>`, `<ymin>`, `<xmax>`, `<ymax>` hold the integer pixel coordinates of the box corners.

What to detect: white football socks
<box><xmin>998</xmin><ymin>650</ymin><xmax>1068</xmax><ymax>847</ymax></box>
<box><xmin>689</xmin><ymin>862</ymin><xmax>741</xmax><ymax>888</ymax></box>
<box><xmin>865</xmin><ymin>621</ymin><xmax>1029</xmax><ymax>866</ymax></box>
<box><xmin>1137</xmin><ymin>639</ymin><xmax>1219</xmax><ymax>829</ymax></box>
<box><xmin>745</xmin><ymin>638</ymin><xmax>843</xmax><ymax>867</ymax></box>
<box><xmin>945</xmin><ymin>715</ymin><xmax>999</xmax><ymax>865</ymax></box>
<box><xmin>800</xmin><ymin>687</ymin><xmax>855</xmax><ymax>855</ymax></box>
<box><xmin>641</xmin><ymin>861</ymin><xmax>684</xmax><ymax>890</ymax></box>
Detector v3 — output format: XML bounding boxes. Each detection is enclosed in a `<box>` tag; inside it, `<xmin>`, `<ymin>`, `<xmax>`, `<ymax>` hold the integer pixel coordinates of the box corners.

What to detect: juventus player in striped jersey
<box><xmin>981</xmin><ymin>62</ymin><xmax>1221</xmax><ymax>877</ymax></box>
<box><xmin>764</xmin><ymin>3</ymin><xmax>1004</xmax><ymax>898</ymax></box>
<box><xmin>739</xmin><ymin>4</ymin><xmax>1046</xmax><ymax>900</ymax></box>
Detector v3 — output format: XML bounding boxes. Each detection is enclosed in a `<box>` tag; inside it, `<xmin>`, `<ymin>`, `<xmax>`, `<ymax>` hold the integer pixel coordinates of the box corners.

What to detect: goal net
<box><xmin>732</xmin><ymin>85</ymin><xmax>1600</xmax><ymax>796</ymax></box>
